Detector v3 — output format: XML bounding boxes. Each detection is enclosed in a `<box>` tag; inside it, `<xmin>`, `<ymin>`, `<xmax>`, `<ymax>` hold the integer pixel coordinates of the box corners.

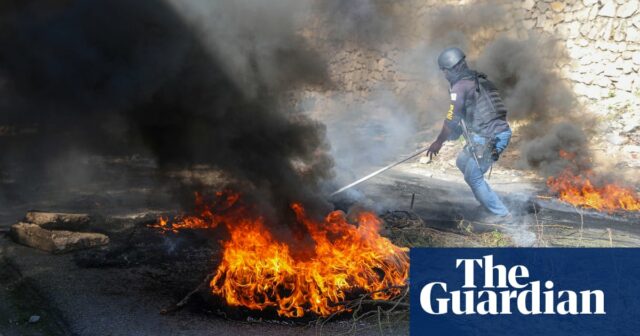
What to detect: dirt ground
<box><xmin>0</xmin><ymin>155</ymin><xmax>411</xmax><ymax>336</ymax></box>
<box><xmin>0</xmin><ymin>153</ymin><xmax>637</xmax><ymax>336</ymax></box>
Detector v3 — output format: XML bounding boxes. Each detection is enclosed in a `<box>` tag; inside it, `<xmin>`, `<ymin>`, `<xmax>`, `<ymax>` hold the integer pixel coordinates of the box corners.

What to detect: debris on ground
<box><xmin>9</xmin><ymin>212</ymin><xmax>109</xmax><ymax>254</ymax></box>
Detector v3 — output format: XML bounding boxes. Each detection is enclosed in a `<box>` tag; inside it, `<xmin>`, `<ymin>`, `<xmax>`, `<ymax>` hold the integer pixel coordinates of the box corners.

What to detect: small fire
<box><xmin>547</xmin><ymin>151</ymin><xmax>640</xmax><ymax>212</ymax></box>
<box><xmin>153</xmin><ymin>191</ymin><xmax>409</xmax><ymax>317</ymax></box>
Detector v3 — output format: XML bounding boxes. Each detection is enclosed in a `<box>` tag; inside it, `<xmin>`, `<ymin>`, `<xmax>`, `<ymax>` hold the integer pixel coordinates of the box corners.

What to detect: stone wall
<box><xmin>515</xmin><ymin>0</ymin><xmax>639</xmax><ymax>101</ymax></box>
<box><xmin>506</xmin><ymin>0</ymin><xmax>639</xmax><ymax>161</ymax></box>
<box><xmin>311</xmin><ymin>1</ymin><xmax>639</xmax><ymax>108</ymax></box>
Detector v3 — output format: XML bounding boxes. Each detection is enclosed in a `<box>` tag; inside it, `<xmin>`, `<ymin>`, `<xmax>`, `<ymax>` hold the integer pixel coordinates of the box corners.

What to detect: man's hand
<box><xmin>426</xmin><ymin>140</ymin><xmax>443</xmax><ymax>160</ymax></box>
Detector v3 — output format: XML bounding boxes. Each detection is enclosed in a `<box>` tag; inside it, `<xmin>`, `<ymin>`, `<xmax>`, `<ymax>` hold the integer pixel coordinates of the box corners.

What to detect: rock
<box><xmin>579</xmin><ymin>56</ymin><xmax>593</xmax><ymax>65</ymax></box>
<box><xmin>617</xmin><ymin>0</ymin><xmax>638</xmax><ymax>18</ymax></box>
<box><xmin>633</xmin><ymin>51</ymin><xmax>640</xmax><ymax>65</ymax></box>
<box><xmin>563</xmin><ymin>11</ymin><xmax>575</xmax><ymax>23</ymax></box>
<box><xmin>601</xmin><ymin>20</ymin><xmax>615</xmax><ymax>39</ymax></box>
<box><xmin>633</xmin><ymin>15</ymin><xmax>640</xmax><ymax>29</ymax></box>
<box><xmin>588</xmin><ymin>5</ymin><xmax>599</xmax><ymax>20</ymax></box>
<box><xmin>418</xmin><ymin>156</ymin><xmax>430</xmax><ymax>164</ymax></box>
<box><xmin>24</xmin><ymin>211</ymin><xmax>91</xmax><ymax>231</ymax></box>
<box><xmin>616</xmin><ymin>75</ymin><xmax>635</xmax><ymax>92</ymax></box>
<box><xmin>609</xmin><ymin>47</ymin><xmax>627</xmax><ymax>58</ymax></box>
<box><xmin>581</xmin><ymin>73</ymin><xmax>596</xmax><ymax>84</ymax></box>
<box><xmin>28</xmin><ymin>316</ymin><xmax>40</xmax><ymax>324</ymax></box>
<box><xmin>595</xmin><ymin>39</ymin><xmax>608</xmax><ymax>50</ymax></box>
<box><xmin>580</xmin><ymin>24</ymin><xmax>592</xmax><ymax>38</ymax></box>
<box><xmin>574</xmin><ymin>83</ymin><xmax>604</xmax><ymax>99</ymax></box>
<box><xmin>622</xmin><ymin>145</ymin><xmax>640</xmax><ymax>153</ymax></box>
<box><xmin>568</xmin><ymin>45</ymin><xmax>589</xmax><ymax>59</ymax></box>
<box><xmin>623</xmin><ymin>117</ymin><xmax>640</xmax><ymax>133</ymax></box>
<box><xmin>568</xmin><ymin>21</ymin><xmax>582</xmax><ymax>38</ymax></box>
<box><xmin>551</xmin><ymin>1</ymin><xmax>565</xmax><ymax>12</ymax></box>
<box><xmin>538</xmin><ymin>2</ymin><xmax>550</xmax><ymax>14</ymax></box>
<box><xmin>614</xmin><ymin>26</ymin><xmax>626</xmax><ymax>41</ymax></box>
<box><xmin>569</xmin><ymin>71</ymin><xmax>587</xmax><ymax>83</ymax></box>
<box><xmin>583</xmin><ymin>0</ymin><xmax>599</xmax><ymax>5</ymax></box>
<box><xmin>612</xmin><ymin>41</ymin><xmax>626</xmax><ymax>52</ymax></box>
<box><xmin>598</xmin><ymin>1</ymin><xmax>617</xmax><ymax>17</ymax></box>
<box><xmin>594</xmin><ymin>76</ymin><xmax>612</xmax><ymax>87</ymax></box>
<box><xmin>603</xmin><ymin>63</ymin><xmax>622</xmax><ymax>77</ymax></box>
<box><xmin>606</xmin><ymin>133</ymin><xmax>628</xmax><ymax>145</ymax></box>
<box><xmin>588</xmin><ymin>23</ymin><xmax>601</xmax><ymax>39</ymax></box>
<box><xmin>572</xmin><ymin>1</ymin><xmax>586</xmax><ymax>11</ymax></box>
<box><xmin>588</xmin><ymin>62</ymin><xmax>606</xmax><ymax>74</ymax></box>
<box><xmin>522</xmin><ymin>0</ymin><xmax>536</xmax><ymax>11</ymax></box>
<box><xmin>523</xmin><ymin>19</ymin><xmax>536</xmax><ymax>30</ymax></box>
<box><xmin>577</xmin><ymin>38</ymin><xmax>590</xmax><ymax>47</ymax></box>
<box><xmin>10</xmin><ymin>222</ymin><xmax>109</xmax><ymax>254</ymax></box>
<box><xmin>627</xmin><ymin>27</ymin><xmax>640</xmax><ymax>42</ymax></box>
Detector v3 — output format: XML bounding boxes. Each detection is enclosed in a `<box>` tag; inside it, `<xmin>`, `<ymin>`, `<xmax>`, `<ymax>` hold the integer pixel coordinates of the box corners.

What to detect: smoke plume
<box><xmin>0</xmin><ymin>0</ymin><xmax>606</xmax><ymax>225</ymax></box>
<box><xmin>0</xmin><ymin>0</ymin><xmax>333</xmax><ymax>222</ymax></box>
<box><xmin>476</xmin><ymin>36</ymin><xmax>593</xmax><ymax>177</ymax></box>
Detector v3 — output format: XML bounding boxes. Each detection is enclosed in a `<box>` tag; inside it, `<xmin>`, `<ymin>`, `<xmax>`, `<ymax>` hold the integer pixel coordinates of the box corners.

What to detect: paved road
<box><xmin>1</xmin><ymin>159</ymin><xmax>636</xmax><ymax>336</ymax></box>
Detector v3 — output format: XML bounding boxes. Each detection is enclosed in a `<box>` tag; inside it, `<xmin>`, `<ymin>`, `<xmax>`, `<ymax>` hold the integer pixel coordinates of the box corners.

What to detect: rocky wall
<box><xmin>510</xmin><ymin>0</ymin><xmax>639</xmax><ymax>160</ymax></box>
<box><xmin>515</xmin><ymin>0</ymin><xmax>639</xmax><ymax>101</ymax></box>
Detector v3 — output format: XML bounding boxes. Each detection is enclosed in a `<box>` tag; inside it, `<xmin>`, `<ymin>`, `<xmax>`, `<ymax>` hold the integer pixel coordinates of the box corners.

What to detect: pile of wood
<box><xmin>10</xmin><ymin>211</ymin><xmax>109</xmax><ymax>254</ymax></box>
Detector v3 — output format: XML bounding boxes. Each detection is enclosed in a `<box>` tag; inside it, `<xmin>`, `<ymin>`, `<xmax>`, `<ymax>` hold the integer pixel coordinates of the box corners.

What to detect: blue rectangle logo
<box><xmin>410</xmin><ymin>248</ymin><xmax>640</xmax><ymax>336</ymax></box>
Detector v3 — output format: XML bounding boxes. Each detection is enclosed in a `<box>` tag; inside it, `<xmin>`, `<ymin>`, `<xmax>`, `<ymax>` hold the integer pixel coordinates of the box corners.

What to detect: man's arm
<box><xmin>426</xmin><ymin>82</ymin><xmax>468</xmax><ymax>159</ymax></box>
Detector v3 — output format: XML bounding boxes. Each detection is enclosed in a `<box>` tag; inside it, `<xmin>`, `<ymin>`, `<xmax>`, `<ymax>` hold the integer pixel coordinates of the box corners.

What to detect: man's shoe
<box><xmin>480</xmin><ymin>212</ymin><xmax>515</xmax><ymax>225</ymax></box>
<box><xmin>464</xmin><ymin>205</ymin><xmax>490</xmax><ymax>220</ymax></box>
<box><xmin>472</xmin><ymin>204</ymin><xmax>489</xmax><ymax>214</ymax></box>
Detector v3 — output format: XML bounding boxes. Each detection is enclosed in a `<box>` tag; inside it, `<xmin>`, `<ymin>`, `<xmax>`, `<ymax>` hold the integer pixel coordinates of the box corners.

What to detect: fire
<box><xmin>153</xmin><ymin>192</ymin><xmax>409</xmax><ymax>317</ymax></box>
<box><xmin>152</xmin><ymin>192</ymin><xmax>236</xmax><ymax>233</ymax></box>
<box><xmin>547</xmin><ymin>169</ymin><xmax>640</xmax><ymax>212</ymax></box>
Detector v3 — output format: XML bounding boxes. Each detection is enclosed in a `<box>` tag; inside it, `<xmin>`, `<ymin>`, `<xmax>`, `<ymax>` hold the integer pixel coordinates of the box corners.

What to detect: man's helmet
<box><xmin>437</xmin><ymin>47</ymin><xmax>466</xmax><ymax>70</ymax></box>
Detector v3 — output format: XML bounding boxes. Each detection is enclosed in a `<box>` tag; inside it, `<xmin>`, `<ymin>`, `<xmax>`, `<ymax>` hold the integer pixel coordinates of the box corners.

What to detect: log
<box><xmin>24</xmin><ymin>211</ymin><xmax>91</xmax><ymax>231</ymax></box>
<box><xmin>10</xmin><ymin>222</ymin><xmax>109</xmax><ymax>254</ymax></box>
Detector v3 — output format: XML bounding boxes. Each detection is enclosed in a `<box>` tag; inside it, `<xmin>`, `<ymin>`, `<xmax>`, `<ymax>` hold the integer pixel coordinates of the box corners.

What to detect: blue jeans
<box><xmin>455</xmin><ymin>130</ymin><xmax>512</xmax><ymax>216</ymax></box>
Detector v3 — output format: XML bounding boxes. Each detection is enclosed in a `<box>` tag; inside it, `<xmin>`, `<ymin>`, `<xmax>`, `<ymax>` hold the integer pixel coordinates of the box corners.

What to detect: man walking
<box><xmin>426</xmin><ymin>47</ymin><xmax>513</xmax><ymax>223</ymax></box>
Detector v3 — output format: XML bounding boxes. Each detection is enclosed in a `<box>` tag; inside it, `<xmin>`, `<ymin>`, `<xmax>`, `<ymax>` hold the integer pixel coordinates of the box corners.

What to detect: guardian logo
<box><xmin>420</xmin><ymin>255</ymin><xmax>605</xmax><ymax>315</ymax></box>
<box><xmin>409</xmin><ymin>249</ymin><xmax>640</xmax><ymax>336</ymax></box>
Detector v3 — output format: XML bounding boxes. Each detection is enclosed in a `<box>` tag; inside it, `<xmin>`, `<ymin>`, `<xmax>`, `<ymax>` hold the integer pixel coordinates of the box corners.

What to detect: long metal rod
<box><xmin>330</xmin><ymin>146</ymin><xmax>430</xmax><ymax>196</ymax></box>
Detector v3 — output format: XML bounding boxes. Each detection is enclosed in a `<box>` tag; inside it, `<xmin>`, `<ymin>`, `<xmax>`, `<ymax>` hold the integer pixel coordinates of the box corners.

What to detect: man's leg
<box><xmin>455</xmin><ymin>150</ymin><xmax>469</xmax><ymax>173</ymax></box>
<box><xmin>461</xmin><ymin>154</ymin><xmax>509</xmax><ymax>216</ymax></box>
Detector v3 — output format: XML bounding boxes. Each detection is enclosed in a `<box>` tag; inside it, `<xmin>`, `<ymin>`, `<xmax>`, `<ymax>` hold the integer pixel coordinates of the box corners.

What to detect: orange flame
<box><xmin>153</xmin><ymin>192</ymin><xmax>409</xmax><ymax>317</ymax></box>
<box><xmin>547</xmin><ymin>167</ymin><xmax>640</xmax><ymax>212</ymax></box>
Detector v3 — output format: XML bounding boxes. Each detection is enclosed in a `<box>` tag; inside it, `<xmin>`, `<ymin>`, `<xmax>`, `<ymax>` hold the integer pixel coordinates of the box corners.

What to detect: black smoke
<box><xmin>476</xmin><ymin>36</ymin><xmax>594</xmax><ymax>177</ymax></box>
<box><xmin>0</xmin><ymin>0</ymin><xmax>333</xmax><ymax>221</ymax></box>
<box><xmin>313</xmin><ymin>0</ymin><xmax>402</xmax><ymax>46</ymax></box>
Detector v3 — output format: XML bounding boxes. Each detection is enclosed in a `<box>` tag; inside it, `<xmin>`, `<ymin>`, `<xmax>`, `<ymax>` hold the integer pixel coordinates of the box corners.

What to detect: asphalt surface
<box><xmin>1</xmin><ymin>158</ymin><xmax>636</xmax><ymax>335</ymax></box>
<box><xmin>2</xmin><ymin>233</ymin><xmax>398</xmax><ymax>336</ymax></box>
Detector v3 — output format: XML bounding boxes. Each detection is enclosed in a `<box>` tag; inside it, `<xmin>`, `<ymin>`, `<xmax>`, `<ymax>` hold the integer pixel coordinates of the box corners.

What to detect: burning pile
<box><xmin>153</xmin><ymin>192</ymin><xmax>409</xmax><ymax>318</ymax></box>
<box><xmin>547</xmin><ymin>170</ymin><xmax>640</xmax><ymax>212</ymax></box>
<box><xmin>546</xmin><ymin>151</ymin><xmax>640</xmax><ymax>212</ymax></box>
